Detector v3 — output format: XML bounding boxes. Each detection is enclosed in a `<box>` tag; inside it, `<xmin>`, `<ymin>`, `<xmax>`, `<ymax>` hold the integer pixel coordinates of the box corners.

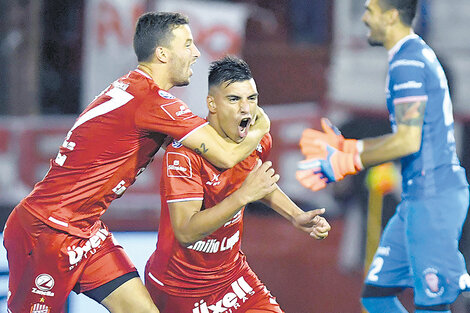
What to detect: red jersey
<box><xmin>146</xmin><ymin>133</ymin><xmax>272</xmax><ymax>297</ymax></box>
<box><xmin>20</xmin><ymin>69</ymin><xmax>207</xmax><ymax>238</ymax></box>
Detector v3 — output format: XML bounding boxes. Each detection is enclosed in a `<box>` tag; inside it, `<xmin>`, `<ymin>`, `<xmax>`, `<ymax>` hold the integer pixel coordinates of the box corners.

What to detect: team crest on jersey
<box><xmin>423</xmin><ymin>268</ymin><xmax>444</xmax><ymax>297</ymax></box>
<box><xmin>30</xmin><ymin>303</ymin><xmax>51</xmax><ymax>313</ymax></box>
<box><xmin>158</xmin><ymin>90</ymin><xmax>176</xmax><ymax>99</ymax></box>
<box><xmin>161</xmin><ymin>101</ymin><xmax>193</xmax><ymax>120</ymax></box>
<box><xmin>171</xmin><ymin>140</ymin><xmax>183</xmax><ymax>148</ymax></box>
<box><xmin>167</xmin><ymin>152</ymin><xmax>192</xmax><ymax>178</ymax></box>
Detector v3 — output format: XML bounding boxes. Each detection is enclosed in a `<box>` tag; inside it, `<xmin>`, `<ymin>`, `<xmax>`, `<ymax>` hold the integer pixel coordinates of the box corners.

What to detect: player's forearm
<box><xmin>261</xmin><ymin>186</ymin><xmax>303</xmax><ymax>223</ymax></box>
<box><xmin>360</xmin><ymin>126</ymin><xmax>420</xmax><ymax>168</ymax></box>
<box><xmin>181</xmin><ymin>108</ymin><xmax>269</xmax><ymax>169</ymax></box>
<box><xmin>175</xmin><ymin>190</ymin><xmax>248</xmax><ymax>246</ymax></box>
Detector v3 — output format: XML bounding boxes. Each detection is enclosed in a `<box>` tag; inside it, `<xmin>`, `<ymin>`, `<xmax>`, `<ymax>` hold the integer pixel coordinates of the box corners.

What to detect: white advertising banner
<box><xmin>328</xmin><ymin>0</ymin><xmax>389</xmax><ymax>110</ymax></box>
<box><xmin>81</xmin><ymin>0</ymin><xmax>147</xmax><ymax>108</ymax></box>
<box><xmin>81</xmin><ymin>0</ymin><xmax>249</xmax><ymax>117</ymax></box>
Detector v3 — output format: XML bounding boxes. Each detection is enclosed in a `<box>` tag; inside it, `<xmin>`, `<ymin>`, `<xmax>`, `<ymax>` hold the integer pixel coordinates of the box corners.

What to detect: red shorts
<box><xmin>145</xmin><ymin>265</ymin><xmax>284</xmax><ymax>313</ymax></box>
<box><xmin>3</xmin><ymin>205</ymin><xmax>136</xmax><ymax>313</ymax></box>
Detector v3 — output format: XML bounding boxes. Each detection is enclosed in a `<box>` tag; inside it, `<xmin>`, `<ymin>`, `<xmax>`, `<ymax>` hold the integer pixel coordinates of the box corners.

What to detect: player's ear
<box><xmin>155</xmin><ymin>46</ymin><xmax>168</xmax><ymax>63</ymax></box>
<box><xmin>386</xmin><ymin>8</ymin><xmax>400</xmax><ymax>25</ymax></box>
<box><xmin>206</xmin><ymin>95</ymin><xmax>217</xmax><ymax>113</ymax></box>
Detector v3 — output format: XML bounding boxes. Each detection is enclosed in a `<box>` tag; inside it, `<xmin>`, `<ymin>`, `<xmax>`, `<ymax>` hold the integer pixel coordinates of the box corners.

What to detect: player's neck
<box><xmin>385</xmin><ymin>26</ymin><xmax>414</xmax><ymax>51</ymax></box>
<box><xmin>206</xmin><ymin>115</ymin><xmax>222</xmax><ymax>137</ymax></box>
<box><xmin>207</xmin><ymin>114</ymin><xmax>232</xmax><ymax>143</ymax></box>
<box><xmin>137</xmin><ymin>63</ymin><xmax>173</xmax><ymax>91</ymax></box>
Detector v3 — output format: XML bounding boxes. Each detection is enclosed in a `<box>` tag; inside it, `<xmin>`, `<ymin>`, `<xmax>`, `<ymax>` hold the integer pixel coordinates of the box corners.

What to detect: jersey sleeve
<box><xmin>162</xmin><ymin>142</ymin><xmax>204</xmax><ymax>203</ymax></box>
<box><xmin>135</xmin><ymin>90</ymin><xmax>208</xmax><ymax>141</ymax></box>
<box><xmin>258</xmin><ymin>133</ymin><xmax>272</xmax><ymax>162</ymax></box>
<box><xmin>389</xmin><ymin>56</ymin><xmax>428</xmax><ymax>105</ymax></box>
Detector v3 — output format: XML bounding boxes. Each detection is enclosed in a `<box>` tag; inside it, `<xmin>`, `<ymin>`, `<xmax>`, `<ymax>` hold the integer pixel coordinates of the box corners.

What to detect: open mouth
<box><xmin>238</xmin><ymin>117</ymin><xmax>252</xmax><ymax>138</ymax></box>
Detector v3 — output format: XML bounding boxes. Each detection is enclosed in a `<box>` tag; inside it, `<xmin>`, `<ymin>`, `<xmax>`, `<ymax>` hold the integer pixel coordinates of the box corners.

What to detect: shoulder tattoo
<box><xmin>395</xmin><ymin>100</ymin><xmax>426</xmax><ymax>126</ymax></box>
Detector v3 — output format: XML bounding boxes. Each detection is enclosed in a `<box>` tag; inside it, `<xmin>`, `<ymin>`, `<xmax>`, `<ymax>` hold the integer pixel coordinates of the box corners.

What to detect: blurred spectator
<box><xmin>287</xmin><ymin>0</ymin><xmax>331</xmax><ymax>45</ymax></box>
<box><xmin>40</xmin><ymin>0</ymin><xmax>83</xmax><ymax>114</ymax></box>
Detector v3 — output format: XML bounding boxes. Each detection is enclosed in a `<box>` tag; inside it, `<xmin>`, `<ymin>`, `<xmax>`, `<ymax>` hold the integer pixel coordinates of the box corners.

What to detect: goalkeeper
<box><xmin>296</xmin><ymin>0</ymin><xmax>470</xmax><ymax>312</ymax></box>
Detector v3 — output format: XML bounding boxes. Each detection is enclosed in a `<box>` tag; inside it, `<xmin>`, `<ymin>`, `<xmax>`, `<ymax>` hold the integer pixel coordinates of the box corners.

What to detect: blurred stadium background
<box><xmin>1</xmin><ymin>0</ymin><xmax>470</xmax><ymax>312</ymax></box>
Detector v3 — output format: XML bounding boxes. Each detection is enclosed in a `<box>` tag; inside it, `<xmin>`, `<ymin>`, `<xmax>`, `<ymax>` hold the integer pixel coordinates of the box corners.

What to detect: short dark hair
<box><xmin>208</xmin><ymin>55</ymin><xmax>253</xmax><ymax>89</ymax></box>
<box><xmin>133</xmin><ymin>12</ymin><xmax>189</xmax><ymax>62</ymax></box>
<box><xmin>379</xmin><ymin>0</ymin><xmax>418</xmax><ymax>26</ymax></box>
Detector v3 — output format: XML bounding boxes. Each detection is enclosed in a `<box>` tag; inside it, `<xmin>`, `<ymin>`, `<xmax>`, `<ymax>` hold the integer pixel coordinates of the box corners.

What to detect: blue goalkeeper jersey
<box><xmin>386</xmin><ymin>34</ymin><xmax>468</xmax><ymax>198</ymax></box>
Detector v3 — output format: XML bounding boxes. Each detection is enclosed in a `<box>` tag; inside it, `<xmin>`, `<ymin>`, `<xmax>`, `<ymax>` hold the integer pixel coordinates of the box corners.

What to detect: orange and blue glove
<box><xmin>296</xmin><ymin>140</ymin><xmax>363</xmax><ymax>191</ymax></box>
<box><xmin>299</xmin><ymin>118</ymin><xmax>358</xmax><ymax>157</ymax></box>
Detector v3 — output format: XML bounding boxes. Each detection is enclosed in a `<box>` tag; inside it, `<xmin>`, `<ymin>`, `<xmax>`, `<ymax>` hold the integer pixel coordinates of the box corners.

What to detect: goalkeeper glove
<box><xmin>299</xmin><ymin>118</ymin><xmax>358</xmax><ymax>157</ymax></box>
<box><xmin>295</xmin><ymin>169</ymin><xmax>328</xmax><ymax>191</ymax></box>
<box><xmin>297</xmin><ymin>141</ymin><xmax>363</xmax><ymax>191</ymax></box>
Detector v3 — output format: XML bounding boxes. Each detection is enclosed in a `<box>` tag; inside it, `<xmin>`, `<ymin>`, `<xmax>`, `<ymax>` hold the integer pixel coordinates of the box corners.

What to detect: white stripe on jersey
<box><xmin>167</xmin><ymin>197</ymin><xmax>204</xmax><ymax>203</ymax></box>
<box><xmin>393</xmin><ymin>95</ymin><xmax>428</xmax><ymax>105</ymax></box>
<box><xmin>148</xmin><ymin>272</ymin><xmax>165</xmax><ymax>286</ymax></box>
<box><xmin>48</xmin><ymin>216</ymin><xmax>69</xmax><ymax>227</ymax></box>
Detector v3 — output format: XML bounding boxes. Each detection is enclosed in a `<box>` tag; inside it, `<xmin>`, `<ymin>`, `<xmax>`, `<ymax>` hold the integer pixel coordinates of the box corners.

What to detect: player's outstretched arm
<box><xmin>295</xmin><ymin>100</ymin><xmax>425</xmax><ymax>191</ymax></box>
<box><xmin>261</xmin><ymin>186</ymin><xmax>330</xmax><ymax>239</ymax></box>
<box><xmin>169</xmin><ymin>160</ymin><xmax>279</xmax><ymax>246</ymax></box>
<box><xmin>182</xmin><ymin>107</ymin><xmax>270</xmax><ymax>169</ymax></box>
<box><xmin>358</xmin><ymin>99</ymin><xmax>425</xmax><ymax>167</ymax></box>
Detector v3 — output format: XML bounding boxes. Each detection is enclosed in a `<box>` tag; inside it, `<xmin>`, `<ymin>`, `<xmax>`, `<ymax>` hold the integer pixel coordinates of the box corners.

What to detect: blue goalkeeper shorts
<box><xmin>364</xmin><ymin>187</ymin><xmax>469</xmax><ymax>307</ymax></box>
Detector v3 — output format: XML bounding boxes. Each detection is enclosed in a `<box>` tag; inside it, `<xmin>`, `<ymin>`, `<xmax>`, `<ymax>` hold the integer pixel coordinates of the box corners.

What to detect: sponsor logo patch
<box><xmin>393</xmin><ymin>80</ymin><xmax>423</xmax><ymax>91</ymax></box>
<box><xmin>187</xmin><ymin>230</ymin><xmax>240</xmax><ymax>254</ymax></box>
<box><xmin>206</xmin><ymin>174</ymin><xmax>221</xmax><ymax>186</ymax></box>
<box><xmin>192</xmin><ymin>276</ymin><xmax>254</xmax><ymax>313</ymax></box>
<box><xmin>32</xmin><ymin>274</ymin><xmax>55</xmax><ymax>297</ymax></box>
<box><xmin>67</xmin><ymin>229</ymin><xmax>109</xmax><ymax>270</ymax></box>
<box><xmin>161</xmin><ymin>101</ymin><xmax>193</xmax><ymax>120</ymax></box>
<box><xmin>376</xmin><ymin>246</ymin><xmax>390</xmax><ymax>256</ymax></box>
<box><xmin>167</xmin><ymin>152</ymin><xmax>192</xmax><ymax>178</ymax></box>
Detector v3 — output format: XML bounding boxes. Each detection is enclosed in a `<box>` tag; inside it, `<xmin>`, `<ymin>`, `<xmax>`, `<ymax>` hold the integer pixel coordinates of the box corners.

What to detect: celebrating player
<box><xmin>144</xmin><ymin>55</ymin><xmax>331</xmax><ymax>312</ymax></box>
<box><xmin>296</xmin><ymin>1</ymin><xmax>470</xmax><ymax>312</ymax></box>
<box><xmin>3</xmin><ymin>12</ymin><xmax>270</xmax><ymax>313</ymax></box>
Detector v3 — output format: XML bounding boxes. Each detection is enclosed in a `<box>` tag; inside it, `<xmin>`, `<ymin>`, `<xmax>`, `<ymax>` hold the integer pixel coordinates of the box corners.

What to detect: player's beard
<box><xmin>365</xmin><ymin>24</ymin><xmax>385</xmax><ymax>47</ymax></box>
<box><xmin>169</xmin><ymin>56</ymin><xmax>191</xmax><ymax>87</ymax></box>
<box><xmin>367</xmin><ymin>37</ymin><xmax>384</xmax><ymax>47</ymax></box>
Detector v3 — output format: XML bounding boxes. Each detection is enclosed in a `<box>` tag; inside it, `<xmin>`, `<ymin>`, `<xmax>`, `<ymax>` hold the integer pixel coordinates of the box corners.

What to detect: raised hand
<box><xmin>296</xmin><ymin>140</ymin><xmax>362</xmax><ymax>191</ymax></box>
<box><xmin>299</xmin><ymin>118</ymin><xmax>358</xmax><ymax>157</ymax></box>
<box><xmin>292</xmin><ymin>208</ymin><xmax>331</xmax><ymax>239</ymax></box>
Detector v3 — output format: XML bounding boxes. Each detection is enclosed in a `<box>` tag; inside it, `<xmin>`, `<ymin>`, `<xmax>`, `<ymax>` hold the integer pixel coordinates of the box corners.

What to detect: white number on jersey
<box><xmin>54</xmin><ymin>87</ymin><xmax>134</xmax><ymax>166</ymax></box>
<box><xmin>367</xmin><ymin>257</ymin><xmax>384</xmax><ymax>282</ymax></box>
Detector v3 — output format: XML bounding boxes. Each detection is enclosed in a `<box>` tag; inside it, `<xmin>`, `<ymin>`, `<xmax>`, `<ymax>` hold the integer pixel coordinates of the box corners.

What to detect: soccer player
<box><xmin>144</xmin><ymin>55</ymin><xmax>331</xmax><ymax>313</ymax></box>
<box><xmin>296</xmin><ymin>0</ymin><xmax>470</xmax><ymax>312</ymax></box>
<box><xmin>3</xmin><ymin>12</ymin><xmax>270</xmax><ymax>313</ymax></box>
